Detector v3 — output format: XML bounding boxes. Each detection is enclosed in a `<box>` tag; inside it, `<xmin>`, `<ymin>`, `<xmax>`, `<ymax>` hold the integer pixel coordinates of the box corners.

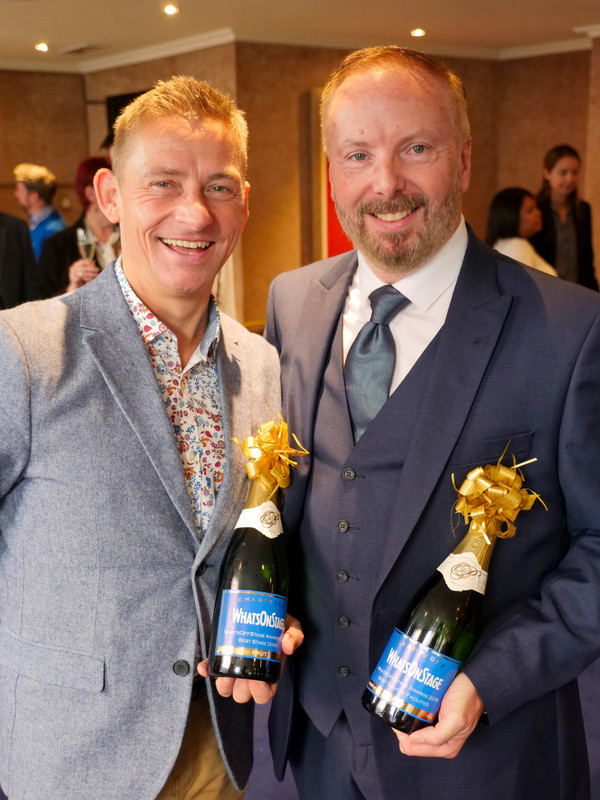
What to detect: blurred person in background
<box><xmin>13</xmin><ymin>162</ymin><xmax>66</xmax><ymax>259</ymax></box>
<box><xmin>530</xmin><ymin>144</ymin><xmax>598</xmax><ymax>289</ymax></box>
<box><xmin>0</xmin><ymin>210</ymin><xmax>37</xmax><ymax>308</ymax></box>
<box><xmin>37</xmin><ymin>156</ymin><xmax>119</xmax><ymax>298</ymax></box>
<box><xmin>485</xmin><ymin>187</ymin><xmax>557</xmax><ymax>276</ymax></box>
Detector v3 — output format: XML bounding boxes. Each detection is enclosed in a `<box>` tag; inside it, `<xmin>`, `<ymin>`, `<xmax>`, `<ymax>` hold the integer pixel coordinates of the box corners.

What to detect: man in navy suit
<box><xmin>264</xmin><ymin>47</ymin><xmax>600</xmax><ymax>800</ymax></box>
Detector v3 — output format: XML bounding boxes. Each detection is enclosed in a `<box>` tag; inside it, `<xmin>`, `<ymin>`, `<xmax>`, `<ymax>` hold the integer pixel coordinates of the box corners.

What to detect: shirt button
<box><xmin>337</xmin><ymin>570</ymin><xmax>349</xmax><ymax>582</ymax></box>
<box><xmin>338</xmin><ymin>666</ymin><xmax>350</xmax><ymax>678</ymax></box>
<box><xmin>337</xmin><ymin>520</ymin><xmax>350</xmax><ymax>533</ymax></box>
<box><xmin>338</xmin><ymin>615</ymin><xmax>350</xmax><ymax>627</ymax></box>
<box><xmin>173</xmin><ymin>660</ymin><xmax>190</xmax><ymax>676</ymax></box>
<box><xmin>342</xmin><ymin>468</ymin><xmax>356</xmax><ymax>481</ymax></box>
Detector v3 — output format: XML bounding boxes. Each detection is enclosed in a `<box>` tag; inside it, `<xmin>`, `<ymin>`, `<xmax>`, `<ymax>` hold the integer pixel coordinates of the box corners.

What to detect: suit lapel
<box><xmin>79</xmin><ymin>267</ymin><xmax>197</xmax><ymax>541</ymax></box>
<box><xmin>374</xmin><ymin>234</ymin><xmax>513</xmax><ymax>592</ymax></box>
<box><xmin>283</xmin><ymin>252</ymin><xmax>357</xmax><ymax>513</ymax></box>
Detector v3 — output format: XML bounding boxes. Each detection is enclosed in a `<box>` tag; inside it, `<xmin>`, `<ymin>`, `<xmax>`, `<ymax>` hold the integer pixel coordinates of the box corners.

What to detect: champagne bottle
<box><xmin>362</xmin><ymin>455</ymin><xmax>542</xmax><ymax>733</ymax></box>
<box><xmin>209</xmin><ymin>477</ymin><xmax>289</xmax><ymax>684</ymax></box>
<box><xmin>362</xmin><ymin>525</ymin><xmax>494</xmax><ymax>732</ymax></box>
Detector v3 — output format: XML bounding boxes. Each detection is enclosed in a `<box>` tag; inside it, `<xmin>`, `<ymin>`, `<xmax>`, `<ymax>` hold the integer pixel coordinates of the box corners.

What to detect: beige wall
<box><xmin>0</xmin><ymin>70</ymin><xmax>87</xmax><ymax>225</ymax></box>
<box><xmin>0</xmin><ymin>43</ymin><xmax>596</xmax><ymax>318</ymax></box>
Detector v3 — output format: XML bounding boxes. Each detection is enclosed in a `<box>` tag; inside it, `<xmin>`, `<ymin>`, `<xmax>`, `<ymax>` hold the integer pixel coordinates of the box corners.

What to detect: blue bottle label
<box><xmin>365</xmin><ymin>628</ymin><xmax>461</xmax><ymax>723</ymax></box>
<box><xmin>214</xmin><ymin>590</ymin><xmax>287</xmax><ymax>662</ymax></box>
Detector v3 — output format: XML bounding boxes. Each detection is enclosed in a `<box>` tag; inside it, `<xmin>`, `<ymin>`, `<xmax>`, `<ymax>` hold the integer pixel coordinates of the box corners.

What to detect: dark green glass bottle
<box><xmin>209</xmin><ymin>480</ymin><xmax>288</xmax><ymax>684</ymax></box>
<box><xmin>362</xmin><ymin>526</ymin><xmax>496</xmax><ymax>732</ymax></box>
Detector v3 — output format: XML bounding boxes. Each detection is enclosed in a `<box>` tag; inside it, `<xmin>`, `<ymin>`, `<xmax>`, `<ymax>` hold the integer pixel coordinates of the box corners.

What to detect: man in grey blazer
<box><xmin>0</xmin><ymin>76</ymin><xmax>299</xmax><ymax>800</ymax></box>
<box><xmin>265</xmin><ymin>48</ymin><xmax>600</xmax><ymax>799</ymax></box>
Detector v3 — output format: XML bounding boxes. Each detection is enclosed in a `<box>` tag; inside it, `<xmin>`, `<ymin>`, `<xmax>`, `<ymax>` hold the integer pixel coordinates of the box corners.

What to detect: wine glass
<box><xmin>76</xmin><ymin>227</ymin><xmax>96</xmax><ymax>261</ymax></box>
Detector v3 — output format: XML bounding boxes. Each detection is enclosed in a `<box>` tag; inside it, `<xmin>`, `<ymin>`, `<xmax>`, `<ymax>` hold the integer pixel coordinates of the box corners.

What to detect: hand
<box><xmin>394</xmin><ymin>673</ymin><xmax>484</xmax><ymax>758</ymax></box>
<box><xmin>197</xmin><ymin>613</ymin><xmax>304</xmax><ymax>705</ymax></box>
<box><xmin>67</xmin><ymin>258</ymin><xmax>100</xmax><ymax>292</ymax></box>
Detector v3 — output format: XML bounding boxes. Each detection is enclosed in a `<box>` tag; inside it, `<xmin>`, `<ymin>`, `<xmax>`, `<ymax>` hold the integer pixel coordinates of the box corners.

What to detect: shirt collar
<box><xmin>30</xmin><ymin>205</ymin><xmax>56</xmax><ymax>227</ymax></box>
<box><xmin>114</xmin><ymin>257</ymin><xmax>221</xmax><ymax>365</ymax></box>
<box><xmin>356</xmin><ymin>216</ymin><xmax>468</xmax><ymax>312</ymax></box>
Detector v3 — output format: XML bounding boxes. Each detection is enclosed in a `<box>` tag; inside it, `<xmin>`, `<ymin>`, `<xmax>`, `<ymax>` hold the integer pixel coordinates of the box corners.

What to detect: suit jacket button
<box><xmin>173</xmin><ymin>660</ymin><xmax>190</xmax><ymax>676</ymax></box>
<box><xmin>338</xmin><ymin>615</ymin><xmax>350</xmax><ymax>627</ymax></box>
<box><xmin>338</xmin><ymin>665</ymin><xmax>350</xmax><ymax>678</ymax></box>
<box><xmin>337</xmin><ymin>520</ymin><xmax>350</xmax><ymax>533</ymax></box>
<box><xmin>342</xmin><ymin>468</ymin><xmax>356</xmax><ymax>481</ymax></box>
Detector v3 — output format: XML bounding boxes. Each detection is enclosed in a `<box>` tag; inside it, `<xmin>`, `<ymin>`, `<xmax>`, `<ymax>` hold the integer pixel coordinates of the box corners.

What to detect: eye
<box><xmin>410</xmin><ymin>144</ymin><xmax>427</xmax><ymax>154</ymax></box>
<box><xmin>349</xmin><ymin>152</ymin><xmax>367</xmax><ymax>161</ymax></box>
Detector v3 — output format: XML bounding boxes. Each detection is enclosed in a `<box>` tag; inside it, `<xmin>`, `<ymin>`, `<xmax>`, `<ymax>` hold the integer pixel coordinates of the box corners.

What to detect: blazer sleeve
<box><xmin>0</xmin><ymin>318</ymin><xmax>32</xmax><ymax>500</ymax></box>
<box><xmin>463</xmin><ymin>309</ymin><xmax>600</xmax><ymax>724</ymax></box>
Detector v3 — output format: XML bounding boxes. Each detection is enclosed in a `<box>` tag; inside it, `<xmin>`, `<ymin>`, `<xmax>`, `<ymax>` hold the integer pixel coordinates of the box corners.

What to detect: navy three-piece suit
<box><xmin>265</xmin><ymin>228</ymin><xmax>600</xmax><ymax>799</ymax></box>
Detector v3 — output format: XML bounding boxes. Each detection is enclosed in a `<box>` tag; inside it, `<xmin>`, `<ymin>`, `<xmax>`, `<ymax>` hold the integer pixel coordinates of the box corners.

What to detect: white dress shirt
<box><xmin>343</xmin><ymin>217</ymin><xmax>468</xmax><ymax>393</ymax></box>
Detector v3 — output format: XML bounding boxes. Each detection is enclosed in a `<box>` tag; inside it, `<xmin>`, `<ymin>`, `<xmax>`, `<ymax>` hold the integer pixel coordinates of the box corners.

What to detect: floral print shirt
<box><xmin>115</xmin><ymin>259</ymin><xmax>225</xmax><ymax>537</ymax></box>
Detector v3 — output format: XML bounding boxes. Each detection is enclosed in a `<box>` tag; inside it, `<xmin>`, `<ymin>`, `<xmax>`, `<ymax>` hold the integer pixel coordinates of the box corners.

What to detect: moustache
<box><xmin>356</xmin><ymin>194</ymin><xmax>427</xmax><ymax>217</ymax></box>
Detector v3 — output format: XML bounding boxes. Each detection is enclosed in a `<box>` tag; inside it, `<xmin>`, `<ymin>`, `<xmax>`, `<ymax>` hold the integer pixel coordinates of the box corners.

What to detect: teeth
<box><xmin>161</xmin><ymin>238</ymin><xmax>211</xmax><ymax>249</ymax></box>
<box><xmin>374</xmin><ymin>209</ymin><xmax>413</xmax><ymax>222</ymax></box>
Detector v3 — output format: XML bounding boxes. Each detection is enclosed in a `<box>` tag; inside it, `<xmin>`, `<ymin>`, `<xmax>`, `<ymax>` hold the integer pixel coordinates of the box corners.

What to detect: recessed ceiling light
<box><xmin>164</xmin><ymin>3</ymin><xmax>179</xmax><ymax>14</ymax></box>
<box><xmin>35</xmin><ymin>42</ymin><xmax>49</xmax><ymax>52</ymax></box>
<box><xmin>410</xmin><ymin>28</ymin><xmax>426</xmax><ymax>38</ymax></box>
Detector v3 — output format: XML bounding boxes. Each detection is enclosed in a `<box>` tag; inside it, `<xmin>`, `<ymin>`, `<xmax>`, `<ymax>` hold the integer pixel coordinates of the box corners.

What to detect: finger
<box><xmin>214</xmin><ymin>676</ymin><xmax>236</xmax><ymax>698</ymax></box>
<box><xmin>196</xmin><ymin>660</ymin><xmax>210</xmax><ymax>678</ymax></box>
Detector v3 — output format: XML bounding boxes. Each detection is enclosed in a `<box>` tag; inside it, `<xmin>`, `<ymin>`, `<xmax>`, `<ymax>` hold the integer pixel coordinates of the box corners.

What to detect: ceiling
<box><xmin>1</xmin><ymin>0</ymin><xmax>600</xmax><ymax>74</ymax></box>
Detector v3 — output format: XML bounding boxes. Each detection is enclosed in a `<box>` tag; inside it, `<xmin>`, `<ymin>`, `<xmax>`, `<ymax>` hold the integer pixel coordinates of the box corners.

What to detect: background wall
<box><xmin>0</xmin><ymin>43</ymin><xmax>595</xmax><ymax>324</ymax></box>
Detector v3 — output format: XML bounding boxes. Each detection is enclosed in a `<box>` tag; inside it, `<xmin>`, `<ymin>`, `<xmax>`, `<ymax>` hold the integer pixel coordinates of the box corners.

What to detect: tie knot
<box><xmin>368</xmin><ymin>285</ymin><xmax>408</xmax><ymax>325</ymax></box>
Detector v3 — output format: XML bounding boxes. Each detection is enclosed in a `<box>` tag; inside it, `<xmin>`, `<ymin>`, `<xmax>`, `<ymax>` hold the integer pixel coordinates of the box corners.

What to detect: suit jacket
<box><xmin>265</xmin><ymin>229</ymin><xmax>600</xmax><ymax>800</ymax></box>
<box><xmin>530</xmin><ymin>197</ymin><xmax>598</xmax><ymax>290</ymax></box>
<box><xmin>0</xmin><ymin>265</ymin><xmax>280</xmax><ymax>799</ymax></box>
<box><xmin>0</xmin><ymin>211</ymin><xmax>36</xmax><ymax>309</ymax></box>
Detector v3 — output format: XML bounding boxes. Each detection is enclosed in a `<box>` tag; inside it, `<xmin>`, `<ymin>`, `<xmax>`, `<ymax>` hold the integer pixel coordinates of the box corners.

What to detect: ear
<box><xmin>242</xmin><ymin>180</ymin><xmax>250</xmax><ymax>224</ymax></box>
<box><xmin>94</xmin><ymin>168</ymin><xmax>121</xmax><ymax>224</ymax></box>
<box><xmin>458</xmin><ymin>137</ymin><xmax>472</xmax><ymax>194</ymax></box>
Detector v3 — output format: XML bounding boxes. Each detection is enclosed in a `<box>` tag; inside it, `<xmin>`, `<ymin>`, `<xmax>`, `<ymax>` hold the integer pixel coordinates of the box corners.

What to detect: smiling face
<box><xmin>324</xmin><ymin>67</ymin><xmax>471</xmax><ymax>280</ymax></box>
<box><xmin>543</xmin><ymin>155</ymin><xmax>580</xmax><ymax>204</ymax></box>
<box><xmin>95</xmin><ymin>115</ymin><xmax>248</xmax><ymax>313</ymax></box>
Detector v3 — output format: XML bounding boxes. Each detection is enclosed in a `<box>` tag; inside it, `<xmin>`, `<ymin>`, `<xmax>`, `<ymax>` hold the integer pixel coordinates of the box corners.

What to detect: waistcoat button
<box><xmin>342</xmin><ymin>468</ymin><xmax>356</xmax><ymax>481</ymax></box>
<box><xmin>337</xmin><ymin>520</ymin><xmax>350</xmax><ymax>533</ymax></box>
<box><xmin>337</xmin><ymin>570</ymin><xmax>349</xmax><ymax>582</ymax></box>
<box><xmin>338</xmin><ymin>665</ymin><xmax>350</xmax><ymax>678</ymax></box>
<box><xmin>338</xmin><ymin>615</ymin><xmax>350</xmax><ymax>627</ymax></box>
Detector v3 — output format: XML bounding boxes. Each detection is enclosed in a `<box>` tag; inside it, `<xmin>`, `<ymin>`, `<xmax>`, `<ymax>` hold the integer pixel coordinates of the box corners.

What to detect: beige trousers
<box><xmin>156</xmin><ymin>691</ymin><xmax>246</xmax><ymax>800</ymax></box>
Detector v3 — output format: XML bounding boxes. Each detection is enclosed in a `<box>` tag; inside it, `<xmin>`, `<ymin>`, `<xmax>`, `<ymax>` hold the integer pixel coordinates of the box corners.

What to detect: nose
<box><xmin>372</xmin><ymin>156</ymin><xmax>407</xmax><ymax>198</ymax></box>
<box><xmin>181</xmin><ymin>193</ymin><xmax>213</xmax><ymax>228</ymax></box>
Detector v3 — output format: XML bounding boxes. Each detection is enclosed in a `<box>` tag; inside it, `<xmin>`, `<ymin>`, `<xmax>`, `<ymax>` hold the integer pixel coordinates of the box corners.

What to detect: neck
<box><xmin>85</xmin><ymin>206</ymin><xmax>115</xmax><ymax>242</ymax></box>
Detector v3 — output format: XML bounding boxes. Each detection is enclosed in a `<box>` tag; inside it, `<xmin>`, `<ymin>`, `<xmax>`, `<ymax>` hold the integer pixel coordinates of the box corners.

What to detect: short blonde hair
<box><xmin>320</xmin><ymin>46</ymin><xmax>470</xmax><ymax>151</ymax></box>
<box><xmin>112</xmin><ymin>75</ymin><xmax>248</xmax><ymax>177</ymax></box>
<box><xmin>13</xmin><ymin>163</ymin><xmax>58</xmax><ymax>203</ymax></box>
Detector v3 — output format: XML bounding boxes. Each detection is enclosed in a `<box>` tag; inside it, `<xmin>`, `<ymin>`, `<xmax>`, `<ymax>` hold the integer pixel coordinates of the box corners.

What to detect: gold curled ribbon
<box><xmin>232</xmin><ymin>415</ymin><xmax>308</xmax><ymax>497</ymax></box>
<box><xmin>452</xmin><ymin>443</ymin><xmax>546</xmax><ymax>544</ymax></box>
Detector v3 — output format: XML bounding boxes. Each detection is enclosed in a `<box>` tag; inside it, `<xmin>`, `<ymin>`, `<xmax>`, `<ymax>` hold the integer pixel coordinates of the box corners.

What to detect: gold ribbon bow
<box><xmin>233</xmin><ymin>415</ymin><xmax>308</xmax><ymax>497</ymax></box>
<box><xmin>453</xmin><ymin>446</ymin><xmax>545</xmax><ymax>544</ymax></box>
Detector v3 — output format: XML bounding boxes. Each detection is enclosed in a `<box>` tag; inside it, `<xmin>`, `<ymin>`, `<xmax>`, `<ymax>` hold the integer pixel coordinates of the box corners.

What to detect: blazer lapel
<box><xmin>375</xmin><ymin>233</ymin><xmax>513</xmax><ymax>592</ymax></box>
<box><xmin>79</xmin><ymin>268</ymin><xmax>197</xmax><ymax>541</ymax></box>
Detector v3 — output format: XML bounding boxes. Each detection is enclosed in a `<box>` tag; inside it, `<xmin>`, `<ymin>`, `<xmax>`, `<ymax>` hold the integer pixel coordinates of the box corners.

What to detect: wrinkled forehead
<box><xmin>322</xmin><ymin>66</ymin><xmax>462</xmax><ymax>149</ymax></box>
<box><xmin>113</xmin><ymin>114</ymin><xmax>246</xmax><ymax>179</ymax></box>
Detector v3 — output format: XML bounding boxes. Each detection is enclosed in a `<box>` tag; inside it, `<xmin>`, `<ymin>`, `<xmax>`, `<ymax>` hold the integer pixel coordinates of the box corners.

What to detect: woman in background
<box><xmin>530</xmin><ymin>144</ymin><xmax>598</xmax><ymax>290</ymax></box>
<box><xmin>37</xmin><ymin>156</ymin><xmax>120</xmax><ymax>298</ymax></box>
<box><xmin>486</xmin><ymin>187</ymin><xmax>557</xmax><ymax>276</ymax></box>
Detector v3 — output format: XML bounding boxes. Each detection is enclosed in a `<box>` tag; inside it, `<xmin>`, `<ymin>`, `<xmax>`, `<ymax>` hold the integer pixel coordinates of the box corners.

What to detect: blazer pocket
<box><xmin>446</xmin><ymin>431</ymin><xmax>535</xmax><ymax>474</ymax></box>
<box><xmin>0</xmin><ymin>624</ymin><xmax>105</xmax><ymax>693</ymax></box>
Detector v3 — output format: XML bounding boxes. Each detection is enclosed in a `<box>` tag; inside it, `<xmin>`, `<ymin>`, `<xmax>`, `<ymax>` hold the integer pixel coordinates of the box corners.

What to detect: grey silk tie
<box><xmin>344</xmin><ymin>285</ymin><xmax>409</xmax><ymax>441</ymax></box>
